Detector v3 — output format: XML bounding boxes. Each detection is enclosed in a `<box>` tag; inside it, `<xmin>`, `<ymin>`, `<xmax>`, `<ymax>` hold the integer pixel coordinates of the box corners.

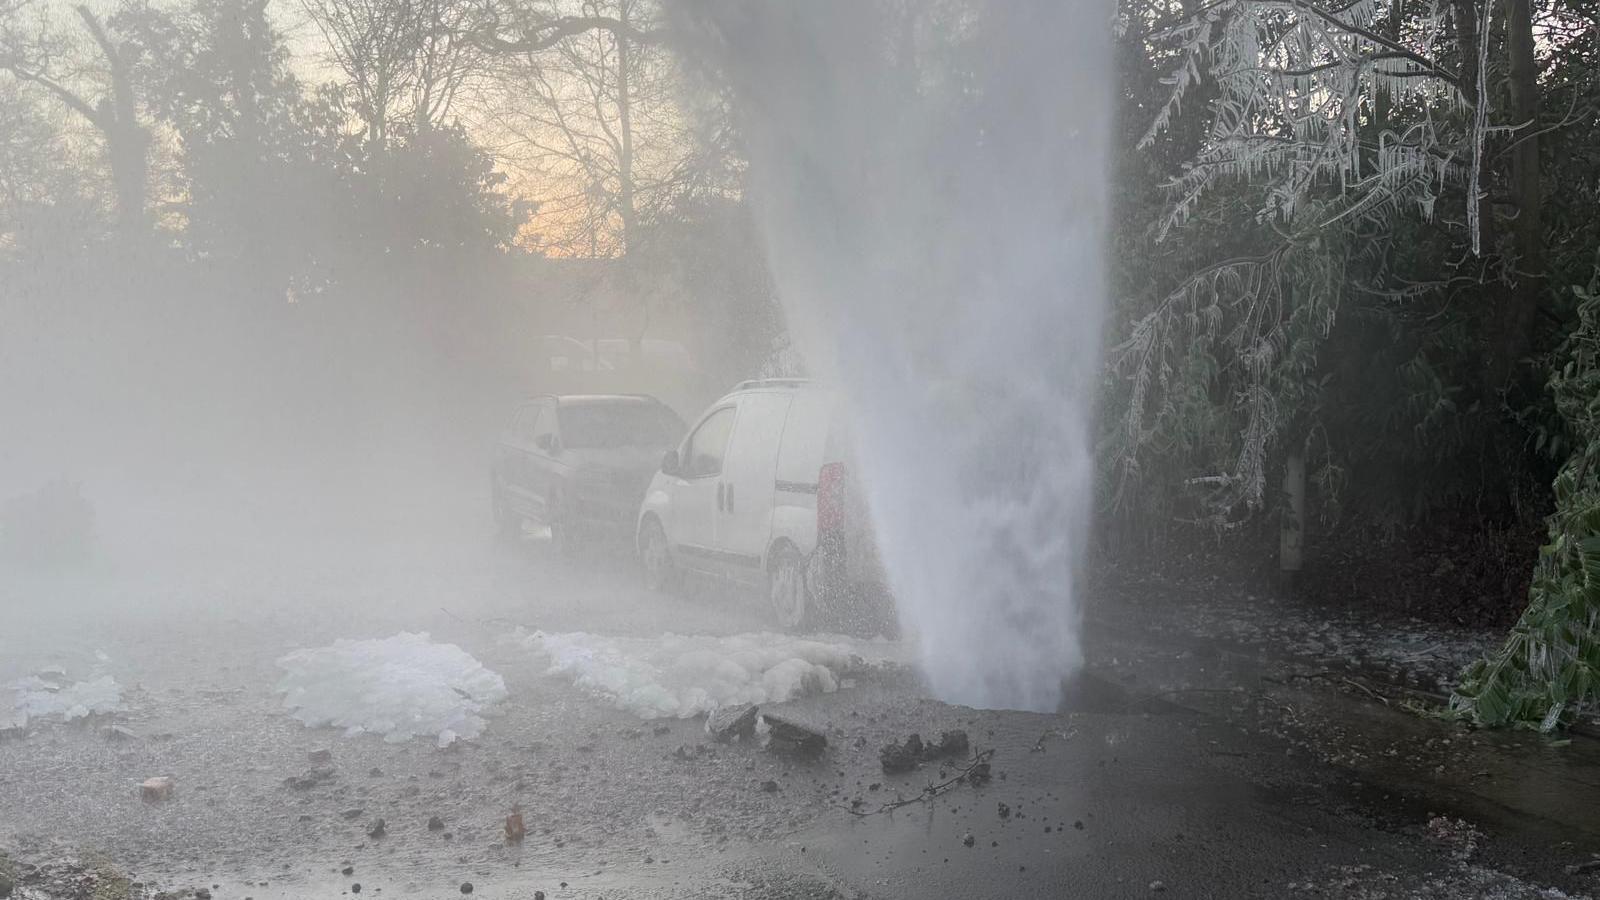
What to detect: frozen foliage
<box><xmin>4</xmin><ymin>671</ymin><xmax>124</xmax><ymax>730</ymax></box>
<box><xmin>277</xmin><ymin>632</ymin><xmax>507</xmax><ymax>747</ymax></box>
<box><xmin>506</xmin><ymin>629</ymin><xmax>895</xmax><ymax>720</ymax></box>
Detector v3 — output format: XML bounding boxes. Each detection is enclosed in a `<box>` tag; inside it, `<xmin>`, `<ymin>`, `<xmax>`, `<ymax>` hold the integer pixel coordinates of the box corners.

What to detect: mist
<box><xmin>3</xmin><ymin>0</ymin><xmax>1594</xmax><ymax>896</ymax></box>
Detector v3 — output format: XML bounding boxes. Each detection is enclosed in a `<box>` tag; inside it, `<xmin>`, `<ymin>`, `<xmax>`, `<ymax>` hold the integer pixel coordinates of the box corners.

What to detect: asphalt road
<box><xmin>2</xmin><ymin>466</ymin><xmax>1596</xmax><ymax>899</ymax></box>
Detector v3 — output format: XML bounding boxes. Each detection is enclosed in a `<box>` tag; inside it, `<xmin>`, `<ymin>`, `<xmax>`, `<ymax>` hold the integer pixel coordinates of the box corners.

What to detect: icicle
<box><xmin>1466</xmin><ymin>0</ymin><xmax>1492</xmax><ymax>256</ymax></box>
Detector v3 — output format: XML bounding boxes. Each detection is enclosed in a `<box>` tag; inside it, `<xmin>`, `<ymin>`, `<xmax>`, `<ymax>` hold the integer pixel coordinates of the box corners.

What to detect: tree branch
<box><xmin>469</xmin><ymin>15</ymin><xmax>661</xmax><ymax>55</ymax></box>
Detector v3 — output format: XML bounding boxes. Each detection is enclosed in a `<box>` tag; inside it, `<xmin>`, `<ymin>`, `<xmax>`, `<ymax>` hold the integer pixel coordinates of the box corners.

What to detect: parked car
<box><xmin>635</xmin><ymin>379</ymin><xmax>888</xmax><ymax>630</ymax></box>
<box><xmin>493</xmin><ymin>394</ymin><xmax>686</xmax><ymax>553</ymax></box>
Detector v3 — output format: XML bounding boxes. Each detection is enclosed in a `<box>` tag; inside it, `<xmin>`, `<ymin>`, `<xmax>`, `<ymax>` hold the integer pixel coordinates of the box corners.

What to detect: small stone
<box><xmin>350</xmin><ymin>884</ymin><xmax>361</xmax><ymax>893</ymax></box>
<box><xmin>706</xmin><ymin>704</ymin><xmax>759</xmax><ymax>743</ymax></box>
<box><xmin>308</xmin><ymin>748</ymin><xmax>333</xmax><ymax>765</ymax></box>
<box><xmin>1150</xmin><ymin>880</ymin><xmax>1167</xmax><ymax>892</ymax></box>
<box><xmin>962</xmin><ymin>832</ymin><xmax>975</xmax><ymax>847</ymax></box>
<box><xmin>368</xmin><ymin>768</ymin><xmax>383</xmax><ymax>778</ymax></box>
<box><xmin>535</xmin><ymin>892</ymin><xmax>546</xmax><ymax>900</ymax></box>
<box><xmin>1074</xmin><ymin>820</ymin><xmax>1084</xmax><ymax>830</ymax></box>
<box><xmin>761</xmin><ymin>780</ymin><xmax>779</xmax><ymax>793</ymax></box>
<box><xmin>284</xmin><ymin>767</ymin><xmax>335</xmax><ymax>791</ymax></box>
<box><xmin>366</xmin><ymin>819</ymin><xmax>385</xmax><ymax>839</ymax></box>
<box><xmin>141</xmin><ymin>776</ymin><xmax>175</xmax><ymax>803</ymax></box>
<box><xmin>428</xmin><ymin>816</ymin><xmax>445</xmax><ymax>831</ymax></box>
<box><xmin>459</xmin><ymin>882</ymin><xmax>474</xmax><ymax>894</ymax></box>
<box><xmin>341</xmin><ymin>866</ymin><xmax>354</xmax><ymax>876</ymax></box>
<box><xmin>341</xmin><ymin>808</ymin><xmax>364</xmax><ymax>820</ymax></box>
<box><xmin>998</xmin><ymin>802</ymin><xmax>1011</xmax><ymax>819</ymax></box>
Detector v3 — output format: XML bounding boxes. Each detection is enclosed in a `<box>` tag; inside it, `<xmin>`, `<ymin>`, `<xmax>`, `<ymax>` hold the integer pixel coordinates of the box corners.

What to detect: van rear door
<box><xmin>715</xmin><ymin>391</ymin><xmax>794</xmax><ymax>585</ymax></box>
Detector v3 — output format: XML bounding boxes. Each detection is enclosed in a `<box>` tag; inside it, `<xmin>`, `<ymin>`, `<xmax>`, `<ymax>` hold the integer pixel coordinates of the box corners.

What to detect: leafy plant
<box><xmin>1452</xmin><ymin>263</ymin><xmax>1600</xmax><ymax>730</ymax></box>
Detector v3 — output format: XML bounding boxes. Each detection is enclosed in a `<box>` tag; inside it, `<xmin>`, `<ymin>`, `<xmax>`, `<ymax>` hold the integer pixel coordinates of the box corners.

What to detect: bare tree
<box><xmin>0</xmin><ymin>0</ymin><xmax>150</xmax><ymax>233</ymax></box>
<box><xmin>302</xmin><ymin>0</ymin><xmax>482</xmax><ymax>144</ymax></box>
<box><xmin>479</xmin><ymin>0</ymin><xmax>708</xmax><ymax>257</ymax></box>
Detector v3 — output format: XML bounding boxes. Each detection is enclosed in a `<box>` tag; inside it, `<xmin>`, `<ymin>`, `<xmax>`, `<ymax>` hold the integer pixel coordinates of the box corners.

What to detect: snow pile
<box><xmin>277</xmin><ymin>632</ymin><xmax>507</xmax><ymax>747</ymax></box>
<box><xmin>4</xmin><ymin>671</ymin><xmax>124</xmax><ymax>730</ymax></box>
<box><xmin>505</xmin><ymin>629</ymin><xmax>898</xmax><ymax>719</ymax></box>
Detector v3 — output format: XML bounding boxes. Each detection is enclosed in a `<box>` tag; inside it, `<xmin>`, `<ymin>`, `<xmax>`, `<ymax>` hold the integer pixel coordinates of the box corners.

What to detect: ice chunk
<box><xmin>276</xmin><ymin>632</ymin><xmax>507</xmax><ymax>746</ymax></box>
<box><xmin>5</xmin><ymin>672</ymin><xmax>125</xmax><ymax>730</ymax></box>
<box><xmin>504</xmin><ymin>629</ymin><xmax>898</xmax><ymax>720</ymax></box>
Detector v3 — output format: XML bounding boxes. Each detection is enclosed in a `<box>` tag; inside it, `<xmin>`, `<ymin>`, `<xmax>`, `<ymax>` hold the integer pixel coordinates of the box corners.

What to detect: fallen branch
<box><xmin>1031</xmin><ymin>726</ymin><xmax>1077</xmax><ymax>753</ymax></box>
<box><xmin>1270</xmin><ymin>670</ymin><xmax>1394</xmax><ymax>706</ymax></box>
<box><xmin>843</xmin><ymin>749</ymin><xmax>995</xmax><ymax>817</ymax></box>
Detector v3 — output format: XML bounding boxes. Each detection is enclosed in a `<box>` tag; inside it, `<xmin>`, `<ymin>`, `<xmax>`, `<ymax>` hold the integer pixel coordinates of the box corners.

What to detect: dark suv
<box><xmin>493</xmin><ymin>394</ymin><xmax>685</xmax><ymax>552</ymax></box>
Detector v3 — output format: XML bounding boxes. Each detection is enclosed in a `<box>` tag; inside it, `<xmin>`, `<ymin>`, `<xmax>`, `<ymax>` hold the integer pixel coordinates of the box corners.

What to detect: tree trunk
<box><xmin>76</xmin><ymin>6</ymin><xmax>148</xmax><ymax>235</ymax></box>
<box><xmin>1280</xmin><ymin>449</ymin><xmax>1305</xmax><ymax>588</ymax></box>
<box><xmin>1497</xmin><ymin>0</ymin><xmax>1544</xmax><ymax>385</ymax></box>
<box><xmin>615</xmin><ymin>2</ymin><xmax>643</xmax><ymax>361</ymax></box>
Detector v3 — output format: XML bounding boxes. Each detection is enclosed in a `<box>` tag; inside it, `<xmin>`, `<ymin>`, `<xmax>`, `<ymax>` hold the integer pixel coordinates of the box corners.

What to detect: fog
<box><xmin>7</xmin><ymin>0</ymin><xmax>1561</xmax><ymax>896</ymax></box>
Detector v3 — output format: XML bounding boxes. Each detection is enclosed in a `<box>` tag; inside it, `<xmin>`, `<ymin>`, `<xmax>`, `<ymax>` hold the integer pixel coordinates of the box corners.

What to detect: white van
<box><xmin>635</xmin><ymin>379</ymin><xmax>887</xmax><ymax>630</ymax></box>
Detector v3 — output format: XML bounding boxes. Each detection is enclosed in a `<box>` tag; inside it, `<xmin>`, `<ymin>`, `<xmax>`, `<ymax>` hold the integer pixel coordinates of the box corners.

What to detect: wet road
<box><xmin>3</xmin><ymin>466</ymin><xmax>1599</xmax><ymax>899</ymax></box>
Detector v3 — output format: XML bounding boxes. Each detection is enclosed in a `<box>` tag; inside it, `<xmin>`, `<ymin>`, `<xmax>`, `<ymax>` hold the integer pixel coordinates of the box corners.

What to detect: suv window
<box><xmin>559</xmin><ymin>400</ymin><xmax>683</xmax><ymax>449</ymax></box>
<box><xmin>680</xmin><ymin>406</ymin><xmax>736</xmax><ymax>479</ymax></box>
<box><xmin>509</xmin><ymin>404</ymin><xmax>541</xmax><ymax>446</ymax></box>
<box><xmin>531</xmin><ymin>399</ymin><xmax>557</xmax><ymax>451</ymax></box>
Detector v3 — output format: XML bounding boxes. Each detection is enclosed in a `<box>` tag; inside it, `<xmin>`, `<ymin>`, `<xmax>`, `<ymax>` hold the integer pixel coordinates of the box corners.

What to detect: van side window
<box><xmin>680</xmin><ymin>406</ymin><xmax>736</xmax><ymax>478</ymax></box>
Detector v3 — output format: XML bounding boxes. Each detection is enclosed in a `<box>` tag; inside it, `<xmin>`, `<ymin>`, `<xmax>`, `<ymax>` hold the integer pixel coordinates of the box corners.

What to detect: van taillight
<box><xmin>817</xmin><ymin>462</ymin><xmax>848</xmax><ymax>533</ymax></box>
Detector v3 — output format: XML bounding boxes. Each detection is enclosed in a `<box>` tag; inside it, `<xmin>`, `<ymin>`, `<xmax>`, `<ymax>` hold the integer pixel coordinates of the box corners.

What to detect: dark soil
<box><xmin>1094</xmin><ymin>506</ymin><xmax>1548</xmax><ymax>631</ymax></box>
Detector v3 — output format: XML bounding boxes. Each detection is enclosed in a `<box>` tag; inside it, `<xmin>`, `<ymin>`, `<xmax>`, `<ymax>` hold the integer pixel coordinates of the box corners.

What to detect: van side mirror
<box><xmin>660</xmin><ymin>449</ymin><xmax>679</xmax><ymax>476</ymax></box>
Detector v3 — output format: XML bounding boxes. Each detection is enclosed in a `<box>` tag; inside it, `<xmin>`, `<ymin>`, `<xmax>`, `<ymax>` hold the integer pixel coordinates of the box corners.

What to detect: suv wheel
<box><xmin>492</xmin><ymin>479</ymin><xmax>520</xmax><ymax>539</ymax></box>
<box><xmin>767</xmin><ymin>544</ymin><xmax>809</xmax><ymax>630</ymax></box>
<box><xmin>640</xmin><ymin>517</ymin><xmax>675</xmax><ymax>592</ymax></box>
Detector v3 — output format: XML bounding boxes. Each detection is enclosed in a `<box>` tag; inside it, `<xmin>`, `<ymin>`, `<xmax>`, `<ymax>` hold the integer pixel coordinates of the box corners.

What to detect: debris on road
<box><xmin>102</xmin><ymin>725</ymin><xmax>139</xmax><ymax>742</ymax></box>
<box><xmin>366</xmin><ymin>818</ymin><xmax>386</xmax><ymax>839</ymax></box>
<box><xmin>762</xmin><ymin>713</ymin><xmax>826</xmax><ymax>756</ymax></box>
<box><xmin>284</xmin><ymin>766</ymin><xmax>335</xmax><ymax>790</ymax></box>
<box><xmin>706</xmin><ymin>703</ymin><xmax>759</xmax><ymax>742</ymax></box>
<box><xmin>505</xmin><ymin>811</ymin><xmax>526</xmax><ymax>843</ymax></box>
<box><xmin>879</xmin><ymin>729</ymin><xmax>972</xmax><ymax>773</ymax></box>
<box><xmin>141</xmin><ymin>776</ymin><xmax>175</xmax><ymax>803</ymax></box>
<box><xmin>849</xmin><ymin>748</ymin><xmax>998</xmax><ymax>817</ymax></box>
<box><xmin>879</xmin><ymin>738</ymin><xmax>918</xmax><ymax>773</ymax></box>
<box><xmin>428</xmin><ymin>815</ymin><xmax>445</xmax><ymax>831</ymax></box>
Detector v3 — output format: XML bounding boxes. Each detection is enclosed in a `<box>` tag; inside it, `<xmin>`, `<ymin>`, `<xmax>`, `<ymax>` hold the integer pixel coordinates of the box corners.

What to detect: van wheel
<box><xmin>767</xmin><ymin>543</ymin><xmax>809</xmax><ymax>631</ymax></box>
<box><xmin>640</xmin><ymin>517</ymin><xmax>675</xmax><ymax>592</ymax></box>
